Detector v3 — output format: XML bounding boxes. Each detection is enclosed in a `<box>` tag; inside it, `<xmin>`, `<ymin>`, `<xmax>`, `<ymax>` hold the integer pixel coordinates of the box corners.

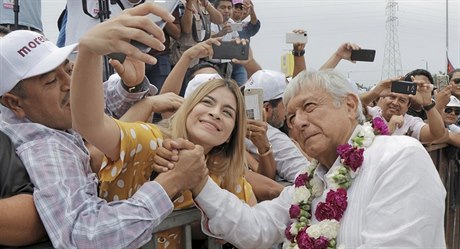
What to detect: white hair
<box><xmin>283</xmin><ymin>69</ymin><xmax>366</xmax><ymax>124</ymax></box>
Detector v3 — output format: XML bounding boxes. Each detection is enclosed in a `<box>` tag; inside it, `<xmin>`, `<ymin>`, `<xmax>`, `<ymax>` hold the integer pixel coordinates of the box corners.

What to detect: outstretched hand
<box><xmin>79</xmin><ymin>3</ymin><xmax>175</xmax><ymax>64</ymax></box>
<box><xmin>336</xmin><ymin>42</ymin><xmax>361</xmax><ymax>63</ymax></box>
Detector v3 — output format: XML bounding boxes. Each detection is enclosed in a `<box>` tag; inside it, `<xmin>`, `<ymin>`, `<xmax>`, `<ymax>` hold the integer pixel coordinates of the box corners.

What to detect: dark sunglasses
<box><xmin>452</xmin><ymin>78</ymin><xmax>460</xmax><ymax>84</ymax></box>
<box><xmin>445</xmin><ymin>107</ymin><xmax>460</xmax><ymax>115</ymax></box>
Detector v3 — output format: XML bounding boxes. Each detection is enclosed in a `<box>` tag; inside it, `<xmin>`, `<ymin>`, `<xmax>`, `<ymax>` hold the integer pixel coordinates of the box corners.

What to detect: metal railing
<box><xmin>426</xmin><ymin>144</ymin><xmax>460</xmax><ymax>249</ymax></box>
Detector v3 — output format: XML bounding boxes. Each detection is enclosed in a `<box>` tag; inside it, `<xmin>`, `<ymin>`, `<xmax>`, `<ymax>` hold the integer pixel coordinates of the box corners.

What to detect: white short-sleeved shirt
<box><xmin>367</xmin><ymin>106</ymin><xmax>426</xmax><ymax>140</ymax></box>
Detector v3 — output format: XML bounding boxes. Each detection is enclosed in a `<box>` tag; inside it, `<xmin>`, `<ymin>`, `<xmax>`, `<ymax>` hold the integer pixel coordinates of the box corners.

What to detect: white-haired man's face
<box><xmin>286</xmin><ymin>87</ymin><xmax>357</xmax><ymax>166</ymax></box>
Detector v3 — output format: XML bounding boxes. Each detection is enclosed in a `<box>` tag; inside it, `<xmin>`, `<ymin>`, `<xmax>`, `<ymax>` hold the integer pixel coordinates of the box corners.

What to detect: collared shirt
<box><xmin>245</xmin><ymin>124</ymin><xmax>309</xmax><ymax>182</ymax></box>
<box><xmin>0</xmin><ymin>76</ymin><xmax>173</xmax><ymax>249</ymax></box>
<box><xmin>196</xmin><ymin>129</ymin><xmax>446</xmax><ymax>249</ymax></box>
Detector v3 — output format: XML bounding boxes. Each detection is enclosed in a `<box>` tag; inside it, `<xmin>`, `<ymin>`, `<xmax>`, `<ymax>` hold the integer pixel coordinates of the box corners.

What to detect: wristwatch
<box><xmin>121</xmin><ymin>79</ymin><xmax>147</xmax><ymax>93</ymax></box>
<box><xmin>292</xmin><ymin>50</ymin><xmax>305</xmax><ymax>57</ymax></box>
<box><xmin>422</xmin><ymin>99</ymin><xmax>436</xmax><ymax>111</ymax></box>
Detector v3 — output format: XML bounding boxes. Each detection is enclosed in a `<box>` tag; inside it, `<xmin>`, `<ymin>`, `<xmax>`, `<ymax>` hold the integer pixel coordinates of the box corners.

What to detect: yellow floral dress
<box><xmin>99</xmin><ymin>119</ymin><xmax>163</xmax><ymax>201</ymax></box>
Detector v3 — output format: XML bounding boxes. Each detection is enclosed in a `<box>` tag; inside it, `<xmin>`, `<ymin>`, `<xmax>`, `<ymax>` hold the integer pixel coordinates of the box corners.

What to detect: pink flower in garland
<box><xmin>336</xmin><ymin>144</ymin><xmax>352</xmax><ymax>158</ymax></box>
<box><xmin>314</xmin><ymin>236</ymin><xmax>329</xmax><ymax>249</ymax></box>
<box><xmin>285</xmin><ymin>223</ymin><xmax>295</xmax><ymax>242</ymax></box>
<box><xmin>295</xmin><ymin>173</ymin><xmax>310</xmax><ymax>187</ymax></box>
<box><xmin>343</xmin><ymin>147</ymin><xmax>364</xmax><ymax>171</ymax></box>
<box><xmin>372</xmin><ymin>117</ymin><xmax>390</xmax><ymax>135</ymax></box>
<box><xmin>337</xmin><ymin>144</ymin><xmax>365</xmax><ymax>172</ymax></box>
<box><xmin>289</xmin><ymin>204</ymin><xmax>302</xmax><ymax>219</ymax></box>
<box><xmin>315</xmin><ymin>202</ymin><xmax>338</xmax><ymax>221</ymax></box>
<box><xmin>326</xmin><ymin>188</ymin><xmax>348</xmax><ymax>215</ymax></box>
<box><xmin>296</xmin><ymin>229</ymin><xmax>315</xmax><ymax>249</ymax></box>
<box><xmin>316</xmin><ymin>189</ymin><xmax>348</xmax><ymax>221</ymax></box>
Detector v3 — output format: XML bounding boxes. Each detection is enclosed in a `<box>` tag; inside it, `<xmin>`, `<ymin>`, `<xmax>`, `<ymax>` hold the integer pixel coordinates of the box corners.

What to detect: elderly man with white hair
<box><xmin>181</xmin><ymin>69</ymin><xmax>446</xmax><ymax>249</ymax></box>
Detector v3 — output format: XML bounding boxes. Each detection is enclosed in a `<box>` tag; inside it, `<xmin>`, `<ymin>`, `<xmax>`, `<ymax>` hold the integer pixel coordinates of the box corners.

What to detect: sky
<box><xmin>41</xmin><ymin>0</ymin><xmax>460</xmax><ymax>87</ymax></box>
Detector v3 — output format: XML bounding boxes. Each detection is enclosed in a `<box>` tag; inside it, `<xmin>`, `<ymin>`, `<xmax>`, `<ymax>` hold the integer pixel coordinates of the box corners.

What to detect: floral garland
<box><xmin>283</xmin><ymin>117</ymin><xmax>389</xmax><ymax>249</ymax></box>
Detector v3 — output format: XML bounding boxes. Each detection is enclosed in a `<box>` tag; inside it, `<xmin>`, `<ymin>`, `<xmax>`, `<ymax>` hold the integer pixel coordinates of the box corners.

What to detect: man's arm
<box><xmin>0</xmin><ymin>194</ymin><xmax>47</xmax><ymax>246</ymax></box>
<box><xmin>160</xmin><ymin>38</ymin><xmax>221</xmax><ymax>95</ymax></box>
<box><xmin>192</xmin><ymin>178</ymin><xmax>291</xmax><ymax>248</ymax></box>
<box><xmin>319</xmin><ymin>42</ymin><xmax>361</xmax><ymax>70</ymax></box>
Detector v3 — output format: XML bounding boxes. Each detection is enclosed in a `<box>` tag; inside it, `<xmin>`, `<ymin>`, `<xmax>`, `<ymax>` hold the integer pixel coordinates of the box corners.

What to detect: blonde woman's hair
<box><xmin>159</xmin><ymin>78</ymin><xmax>247</xmax><ymax>193</ymax></box>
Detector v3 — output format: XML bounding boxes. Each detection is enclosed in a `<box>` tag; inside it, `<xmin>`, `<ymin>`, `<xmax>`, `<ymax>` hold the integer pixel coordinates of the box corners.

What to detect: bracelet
<box><xmin>185</xmin><ymin>5</ymin><xmax>194</xmax><ymax>12</ymax></box>
<box><xmin>259</xmin><ymin>143</ymin><xmax>273</xmax><ymax>157</ymax></box>
<box><xmin>292</xmin><ymin>50</ymin><xmax>305</xmax><ymax>57</ymax></box>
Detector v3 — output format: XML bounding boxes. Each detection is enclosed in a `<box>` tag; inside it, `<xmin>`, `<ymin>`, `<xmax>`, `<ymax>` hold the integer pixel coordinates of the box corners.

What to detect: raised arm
<box><xmin>160</xmin><ymin>38</ymin><xmax>221</xmax><ymax>95</ymax></box>
<box><xmin>319</xmin><ymin>42</ymin><xmax>360</xmax><ymax>70</ymax></box>
<box><xmin>291</xmin><ymin>29</ymin><xmax>307</xmax><ymax>78</ymax></box>
<box><xmin>71</xmin><ymin>4</ymin><xmax>174</xmax><ymax>160</ymax></box>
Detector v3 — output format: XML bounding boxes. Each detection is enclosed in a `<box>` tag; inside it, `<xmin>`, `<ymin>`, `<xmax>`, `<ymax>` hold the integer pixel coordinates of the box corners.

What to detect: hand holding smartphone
<box><xmin>212</xmin><ymin>41</ymin><xmax>249</xmax><ymax>60</ymax></box>
<box><xmin>391</xmin><ymin>81</ymin><xmax>417</xmax><ymax>95</ymax></box>
<box><xmin>244</xmin><ymin>88</ymin><xmax>264</xmax><ymax>121</ymax></box>
<box><xmin>109</xmin><ymin>0</ymin><xmax>181</xmax><ymax>63</ymax></box>
<box><xmin>285</xmin><ymin>32</ymin><xmax>308</xmax><ymax>44</ymax></box>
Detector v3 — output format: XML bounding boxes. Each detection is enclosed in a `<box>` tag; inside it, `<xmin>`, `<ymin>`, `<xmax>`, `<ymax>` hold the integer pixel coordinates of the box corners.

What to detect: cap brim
<box><xmin>24</xmin><ymin>43</ymin><xmax>78</xmax><ymax>79</ymax></box>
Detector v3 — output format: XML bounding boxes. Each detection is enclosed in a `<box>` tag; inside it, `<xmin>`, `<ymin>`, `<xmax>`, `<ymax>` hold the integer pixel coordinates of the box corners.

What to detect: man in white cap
<box><xmin>443</xmin><ymin>96</ymin><xmax>460</xmax><ymax>133</ymax></box>
<box><xmin>0</xmin><ymin>4</ymin><xmax>207</xmax><ymax>248</ymax></box>
<box><xmin>244</xmin><ymin>69</ymin><xmax>309</xmax><ymax>183</ymax></box>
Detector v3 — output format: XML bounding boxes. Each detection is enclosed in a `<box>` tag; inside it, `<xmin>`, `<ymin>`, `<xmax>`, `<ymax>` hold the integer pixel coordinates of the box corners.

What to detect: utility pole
<box><xmin>381</xmin><ymin>0</ymin><xmax>402</xmax><ymax>79</ymax></box>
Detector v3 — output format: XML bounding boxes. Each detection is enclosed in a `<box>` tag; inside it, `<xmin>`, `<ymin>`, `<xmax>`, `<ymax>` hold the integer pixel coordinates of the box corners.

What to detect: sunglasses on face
<box><xmin>452</xmin><ymin>78</ymin><xmax>460</xmax><ymax>84</ymax></box>
<box><xmin>445</xmin><ymin>107</ymin><xmax>460</xmax><ymax>115</ymax></box>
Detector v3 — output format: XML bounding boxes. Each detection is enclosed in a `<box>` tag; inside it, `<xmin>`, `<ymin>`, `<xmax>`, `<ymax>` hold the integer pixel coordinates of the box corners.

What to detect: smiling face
<box><xmin>286</xmin><ymin>87</ymin><xmax>357</xmax><ymax>166</ymax></box>
<box><xmin>379</xmin><ymin>93</ymin><xmax>410</xmax><ymax>121</ymax></box>
<box><xmin>186</xmin><ymin>86</ymin><xmax>237</xmax><ymax>153</ymax></box>
<box><xmin>443</xmin><ymin>107</ymin><xmax>460</xmax><ymax>125</ymax></box>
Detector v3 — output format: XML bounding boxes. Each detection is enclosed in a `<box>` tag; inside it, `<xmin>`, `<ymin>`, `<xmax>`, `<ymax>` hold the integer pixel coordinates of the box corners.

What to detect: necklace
<box><xmin>283</xmin><ymin>117</ymin><xmax>389</xmax><ymax>249</ymax></box>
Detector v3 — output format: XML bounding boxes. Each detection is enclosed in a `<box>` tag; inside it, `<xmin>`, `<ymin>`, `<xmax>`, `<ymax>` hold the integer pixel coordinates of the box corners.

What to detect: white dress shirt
<box><xmin>195</xmin><ymin>133</ymin><xmax>446</xmax><ymax>249</ymax></box>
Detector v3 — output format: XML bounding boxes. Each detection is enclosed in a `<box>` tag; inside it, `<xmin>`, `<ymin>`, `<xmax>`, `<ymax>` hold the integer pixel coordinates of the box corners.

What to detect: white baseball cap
<box><xmin>245</xmin><ymin>69</ymin><xmax>287</xmax><ymax>101</ymax></box>
<box><xmin>0</xmin><ymin>30</ymin><xmax>78</xmax><ymax>96</ymax></box>
<box><xmin>447</xmin><ymin>96</ymin><xmax>460</xmax><ymax>108</ymax></box>
<box><xmin>184</xmin><ymin>73</ymin><xmax>222</xmax><ymax>98</ymax></box>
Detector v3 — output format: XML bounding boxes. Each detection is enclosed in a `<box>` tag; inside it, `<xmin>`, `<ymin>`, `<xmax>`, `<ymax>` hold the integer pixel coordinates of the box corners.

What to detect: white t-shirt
<box><xmin>367</xmin><ymin>106</ymin><xmax>426</xmax><ymax>140</ymax></box>
<box><xmin>448</xmin><ymin>124</ymin><xmax>460</xmax><ymax>133</ymax></box>
<box><xmin>65</xmin><ymin>0</ymin><xmax>141</xmax><ymax>46</ymax></box>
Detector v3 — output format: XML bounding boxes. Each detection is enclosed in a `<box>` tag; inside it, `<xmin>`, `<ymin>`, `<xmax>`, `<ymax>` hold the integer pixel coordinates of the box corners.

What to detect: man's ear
<box><xmin>263</xmin><ymin>102</ymin><xmax>271</xmax><ymax>113</ymax></box>
<box><xmin>344</xmin><ymin>93</ymin><xmax>359</xmax><ymax>117</ymax></box>
<box><xmin>1</xmin><ymin>93</ymin><xmax>26</xmax><ymax>118</ymax></box>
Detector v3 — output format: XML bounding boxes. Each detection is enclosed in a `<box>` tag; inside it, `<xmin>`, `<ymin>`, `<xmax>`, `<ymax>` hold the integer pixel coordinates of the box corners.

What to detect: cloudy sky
<box><xmin>42</xmin><ymin>0</ymin><xmax>460</xmax><ymax>87</ymax></box>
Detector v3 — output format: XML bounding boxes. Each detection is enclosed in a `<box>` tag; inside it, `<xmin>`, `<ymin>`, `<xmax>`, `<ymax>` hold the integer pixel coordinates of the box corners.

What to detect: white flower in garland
<box><xmin>293</xmin><ymin>186</ymin><xmax>311</xmax><ymax>204</ymax></box>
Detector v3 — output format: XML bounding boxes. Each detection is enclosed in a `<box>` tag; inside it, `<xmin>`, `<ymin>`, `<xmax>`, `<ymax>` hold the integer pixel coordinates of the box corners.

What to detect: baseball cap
<box><xmin>232</xmin><ymin>0</ymin><xmax>243</xmax><ymax>4</ymax></box>
<box><xmin>184</xmin><ymin>73</ymin><xmax>222</xmax><ymax>98</ymax></box>
<box><xmin>447</xmin><ymin>96</ymin><xmax>460</xmax><ymax>108</ymax></box>
<box><xmin>245</xmin><ymin>69</ymin><xmax>287</xmax><ymax>101</ymax></box>
<box><xmin>0</xmin><ymin>30</ymin><xmax>78</xmax><ymax>96</ymax></box>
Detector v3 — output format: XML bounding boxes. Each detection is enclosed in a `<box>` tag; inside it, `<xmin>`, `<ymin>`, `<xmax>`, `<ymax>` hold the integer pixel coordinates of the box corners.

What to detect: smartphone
<box><xmin>285</xmin><ymin>32</ymin><xmax>308</xmax><ymax>44</ymax></box>
<box><xmin>109</xmin><ymin>0</ymin><xmax>180</xmax><ymax>62</ymax></box>
<box><xmin>433</xmin><ymin>75</ymin><xmax>449</xmax><ymax>89</ymax></box>
<box><xmin>244</xmin><ymin>88</ymin><xmax>264</xmax><ymax>121</ymax></box>
<box><xmin>212</xmin><ymin>41</ymin><xmax>249</xmax><ymax>60</ymax></box>
<box><xmin>391</xmin><ymin>81</ymin><xmax>417</xmax><ymax>95</ymax></box>
<box><xmin>230</xmin><ymin>23</ymin><xmax>244</xmax><ymax>32</ymax></box>
<box><xmin>350</xmin><ymin>49</ymin><xmax>376</xmax><ymax>62</ymax></box>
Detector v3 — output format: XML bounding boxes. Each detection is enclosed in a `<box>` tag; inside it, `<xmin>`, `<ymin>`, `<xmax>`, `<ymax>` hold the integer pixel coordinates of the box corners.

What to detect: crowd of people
<box><xmin>1</xmin><ymin>1</ymin><xmax>459</xmax><ymax>249</ymax></box>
